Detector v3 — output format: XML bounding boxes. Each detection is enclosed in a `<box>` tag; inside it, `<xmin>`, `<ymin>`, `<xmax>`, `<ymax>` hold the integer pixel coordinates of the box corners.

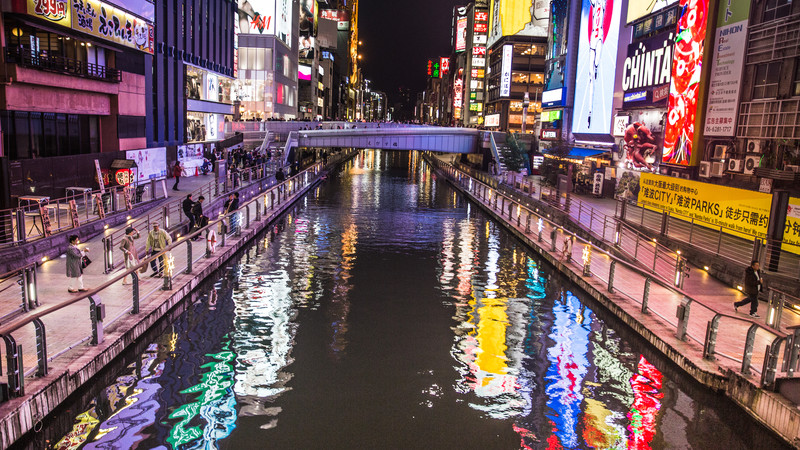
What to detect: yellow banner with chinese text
<box><xmin>70</xmin><ymin>0</ymin><xmax>154</xmax><ymax>54</ymax></box>
<box><xmin>785</xmin><ymin>197</ymin><xmax>800</xmax><ymax>255</ymax></box>
<box><xmin>27</xmin><ymin>0</ymin><xmax>71</xmax><ymax>28</ymax></box>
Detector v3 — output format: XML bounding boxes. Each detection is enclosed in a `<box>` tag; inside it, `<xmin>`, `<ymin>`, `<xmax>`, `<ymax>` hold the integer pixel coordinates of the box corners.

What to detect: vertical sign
<box><xmin>703</xmin><ymin>0</ymin><xmax>751</xmax><ymax>137</ymax></box>
<box><xmin>94</xmin><ymin>193</ymin><xmax>105</xmax><ymax>219</ymax></box>
<box><xmin>500</xmin><ymin>44</ymin><xmax>513</xmax><ymax>97</ymax></box>
<box><xmin>69</xmin><ymin>199</ymin><xmax>80</xmax><ymax>228</ymax></box>
<box><xmin>38</xmin><ymin>202</ymin><xmax>52</xmax><ymax>237</ymax></box>
<box><xmin>593</xmin><ymin>172</ymin><xmax>604</xmax><ymax>196</ymax></box>
<box><xmin>123</xmin><ymin>186</ymin><xmax>133</xmax><ymax>210</ymax></box>
<box><xmin>94</xmin><ymin>159</ymin><xmax>105</xmax><ymax>194</ymax></box>
<box><xmin>455</xmin><ymin>16</ymin><xmax>468</xmax><ymax>52</ymax></box>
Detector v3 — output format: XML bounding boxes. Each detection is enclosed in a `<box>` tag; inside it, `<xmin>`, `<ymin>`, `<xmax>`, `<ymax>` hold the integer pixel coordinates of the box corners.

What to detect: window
<box><xmin>763</xmin><ymin>0</ymin><xmax>792</xmax><ymax>22</ymax></box>
<box><xmin>753</xmin><ymin>62</ymin><xmax>781</xmax><ymax>99</ymax></box>
<box><xmin>794</xmin><ymin>58</ymin><xmax>800</xmax><ymax>97</ymax></box>
<box><xmin>0</xmin><ymin>111</ymin><xmax>100</xmax><ymax>159</ymax></box>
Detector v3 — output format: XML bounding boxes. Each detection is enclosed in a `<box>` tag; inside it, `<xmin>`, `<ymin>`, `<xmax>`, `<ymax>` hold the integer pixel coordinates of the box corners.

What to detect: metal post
<box><xmin>131</xmin><ymin>272</ymin><xmax>140</xmax><ymax>314</ymax></box>
<box><xmin>255</xmin><ymin>200</ymin><xmax>261</xmax><ymax>222</ymax></box>
<box><xmin>762</xmin><ymin>339</ymin><xmax>783</xmax><ymax>388</ymax></box>
<box><xmin>16</xmin><ymin>209</ymin><xmax>26</xmax><ymax>243</ymax></box>
<box><xmin>221</xmin><ymin>224</ymin><xmax>227</xmax><ymax>247</ymax></box>
<box><xmin>703</xmin><ymin>315</ymin><xmax>721</xmax><ymax>359</ymax></box>
<box><xmin>676</xmin><ymin>297</ymin><xmax>691</xmax><ymax>341</ymax></box>
<box><xmin>185</xmin><ymin>241</ymin><xmax>192</xmax><ymax>274</ymax></box>
<box><xmin>741</xmin><ymin>323</ymin><xmax>758</xmax><ymax>374</ymax></box>
<box><xmin>245</xmin><ymin>206</ymin><xmax>251</xmax><ymax>230</ymax></box>
<box><xmin>3</xmin><ymin>335</ymin><xmax>23</xmax><ymax>397</ymax></box>
<box><xmin>716</xmin><ymin>230</ymin><xmax>723</xmax><ymax>255</ymax></box>
<box><xmin>608</xmin><ymin>261</ymin><xmax>616</xmax><ymax>293</ymax></box>
<box><xmin>89</xmin><ymin>295</ymin><xmax>105</xmax><ymax>346</ymax></box>
<box><xmin>752</xmin><ymin>238</ymin><xmax>762</xmax><ymax>263</ymax></box>
<box><xmin>33</xmin><ymin>318</ymin><xmax>47</xmax><ymax>377</ymax></box>
<box><xmin>642</xmin><ymin>277</ymin><xmax>652</xmax><ymax>313</ymax></box>
<box><xmin>652</xmin><ymin>243</ymin><xmax>658</xmax><ymax>272</ymax></box>
<box><xmin>163</xmin><ymin>206</ymin><xmax>169</xmax><ymax>228</ymax></box>
<box><xmin>660</xmin><ymin>212</ymin><xmax>668</xmax><ymax>236</ymax></box>
<box><xmin>788</xmin><ymin>329</ymin><xmax>800</xmax><ymax>377</ymax></box>
<box><xmin>525</xmin><ymin>214</ymin><xmax>531</xmax><ymax>234</ymax></box>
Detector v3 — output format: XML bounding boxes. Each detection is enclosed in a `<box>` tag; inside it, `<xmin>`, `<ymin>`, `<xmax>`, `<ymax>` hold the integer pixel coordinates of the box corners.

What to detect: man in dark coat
<box><xmin>191</xmin><ymin>196</ymin><xmax>206</xmax><ymax>240</ymax></box>
<box><xmin>734</xmin><ymin>260</ymin><xmax>763</xmax><ymax>317</ymax></box>
<box><xmin>182</xmin><ymin>194</ymin><xmax>195</xmax><ymax>234</ymax></box>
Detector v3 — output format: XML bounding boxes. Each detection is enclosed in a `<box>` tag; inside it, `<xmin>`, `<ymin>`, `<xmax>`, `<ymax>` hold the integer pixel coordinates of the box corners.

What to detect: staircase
<box><xmin>489</xmin><ymin>132</ymin><xmax>509</xmax><ymax>174</ymax></box>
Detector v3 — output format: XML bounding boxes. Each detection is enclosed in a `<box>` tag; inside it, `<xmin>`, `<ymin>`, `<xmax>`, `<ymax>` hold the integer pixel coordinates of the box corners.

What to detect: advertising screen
<box><xmin>621</xmin><ymin>31</ymin><xmax>674</xmax><ymax>107</ymax></box>
<box><xmin>627</xmin><ymin>0</ymin><xmax>678</xmax><ymax>24</ymax></box>
<box><xmin>276</xmin><ymin>0</ymin><xmax>292</xmax><ymax>45</ymax></box>
<box><xmin>572</xmin><ymin>0</ymin><xmax>623</xmax><ymax>135</ymax></box>
<box><xmin>456</xmin><ymin>17</ymin><xmax>468</xmax><ymax>52</ymax></box>
<box><xmin>126</xmin><ymin>147</ymin><xmax>167</xmax><ymax>182</ymax></box>
<box><xmin>548</xmin><ymin>0</ymin><xmax>569</xmax><ymax>58</ymax></box>
<box><xmin>237</xmin><ymin>0</ymin><xmax>276</xmax><ymax>35</ymax></box>
<box><xmin>662</xmin><ymin>0</ymin><xmax>708</xmax><ymax>165</ymax></box>
<box><xmin>298</xmin><ymin>65</ymin><xmax>312</xmax><ymax>81</ymax></box>
<box><xmin>488</xmin><ymin>0</ymin><xmax>550</xmax><ymax>48</ymax></box>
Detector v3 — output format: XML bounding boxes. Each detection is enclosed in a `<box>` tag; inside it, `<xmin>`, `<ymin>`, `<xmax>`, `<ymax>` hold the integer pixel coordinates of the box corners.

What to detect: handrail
<box><xmin>427</xmin><ymin>154</ymin><xmax>790</xmax><ymax>383</ymax></box>
<box><xmin>0</xmin><ymin>163</ymin><xmax>324</xmax><ymax>338</ymax></box>
<box><xmin>5</xmin><ymin>47</ymin><xmax>122</xmax><ymax>82</ymax></box>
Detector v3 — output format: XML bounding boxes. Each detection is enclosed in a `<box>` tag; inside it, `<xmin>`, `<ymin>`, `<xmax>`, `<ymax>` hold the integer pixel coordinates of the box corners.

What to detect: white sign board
<box><xmin>126</xmin><ymin>147</ymin><xmax>167</xmax><ymax>183</ymax></box>
<box><xmin>500</xmin><ymin>45</ymin><xmax>513</xmax><ymax>98</ymax></box>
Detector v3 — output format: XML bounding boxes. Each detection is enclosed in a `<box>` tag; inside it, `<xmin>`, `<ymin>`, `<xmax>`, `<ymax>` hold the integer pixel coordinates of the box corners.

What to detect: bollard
<box><xmin>761</xmin><ymin>339</ymin><xmax>783</xmax><ymax>388</ymax></box>
<box><xmin>255</xmin><ymin>200</ymin><xmax>262</xmax><ymax>221</ymax></box>
<box><xmin>131</xmin><ymin>271</ymin><xmax>140</xmax><ymax>314</ymax></box>
<box><xmin>787</xmin><ymin>329</ymin><xmax>800</xmax><ymax>377</ymax></box>
<box><xmin>185</xmin><ymin>240</ymin><xmax>193</xmax><ymax>274</ymax></box>
<box><xmin>642</xmin><ymin>277</ymin><xmax>652</xmax><ymax>313</ymax></box>
<box><xmin>538</xmin><ymin>218</ymin><xmax>544</xmax><ymax>242</ymax></box>
<box><xmin>3</xmin><ymin>335</ymin><xmax>23</xmax><ymax>397</ymax></box>
<box><xmin>21</xmin><ymin>266</ymin><xmax>38</xmax><ymax>310</ymax></box>
<box><xmin>550</xmin><ymin>228</ymin><xmax>557</xmax><ymax>252</ymax></box>
<box><xmin>614</xmin><ymin>222</ymin><xmax>622</xmax><ymax>247</ymax></box>
<box><xmin>766</xmin><ymin>291</ymin><xmax>784</xmax><ymax>329</ymax></box>
<box><xmin>246</xmin><ymin>206</ymin><xmax>251</xmax><ymax>229</ymax></box>
<box><xmin>103</xmin><ymin>236</ymin><xmax>114</xmax><ymax>274</ymax></box>
<box><xmin>33</xmin><ymin>318</ymin><xmax>47</xmax><ymax>377</ymax></box>
<box><xmin>607</xmin><ymin>261</ymin><xmax>616</xmax><ymax>293</ymax></box>
<box><xmin>675</xmin><ymin>297</ymin><xmax>691</xmax><ymax>341</ymax></box>
<box><xmin>525</xmin><ymin>214</ymin><xmax>531</xmax><ymax>233</ymax></box>
<box><xmin>703</xmin><ymin>315</ymin><xmax>720</xmax><ymax>359</ymax></box>
<box><xmin>581</xmin><ymin>245</ymin><xmax>591</xmax><ymax>276</ymax></box>
<box><xmin>15</xmin><ymin>209</ymin><xmax>26</xmax><ymax>243</ymax></box>
<box><xmin>89</xmin><ymin>295</ymin><xmax>105</xmax><ymax>345</ymax></box>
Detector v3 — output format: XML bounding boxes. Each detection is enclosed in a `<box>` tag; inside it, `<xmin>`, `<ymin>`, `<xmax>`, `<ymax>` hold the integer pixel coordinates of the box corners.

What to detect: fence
<box><xmin>0</xmin><ymin>159</ymin><xmax>335</xmax><ymax>401</ymax></box>
<box><xmin>428</xmin><ymin>155</ymin><xmax>798</xmax><ymax>387</ymax></box>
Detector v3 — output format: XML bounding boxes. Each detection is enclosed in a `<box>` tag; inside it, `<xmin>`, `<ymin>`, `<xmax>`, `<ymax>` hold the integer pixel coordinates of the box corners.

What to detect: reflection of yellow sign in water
<box><xmin>638</xmin><ymin>173</ymin><xmax>800</xmax><ymax>255</ymax></box>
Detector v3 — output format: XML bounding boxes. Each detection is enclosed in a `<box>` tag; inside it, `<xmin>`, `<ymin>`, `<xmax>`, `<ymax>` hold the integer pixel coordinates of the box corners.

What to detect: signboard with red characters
<box><xmin>662</xmin><ymin>0</ymin><xmax>708</xmax><ymax>166</ymax></box>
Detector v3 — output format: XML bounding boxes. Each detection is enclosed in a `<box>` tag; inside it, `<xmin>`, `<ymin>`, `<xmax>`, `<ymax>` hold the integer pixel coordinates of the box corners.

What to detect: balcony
<box><xmin>4</xmin><ymin>47</ymin><xmax>121</xmax><ymax>83</ymax></box>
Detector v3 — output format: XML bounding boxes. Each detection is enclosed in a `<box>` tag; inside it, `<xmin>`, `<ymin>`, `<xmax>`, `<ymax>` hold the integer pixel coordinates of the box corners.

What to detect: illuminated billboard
<box><xmin>237</xmin><ymin>0</ymin><xmax>276</xmax><ymax>35</ymax></box>
<box><xmin>627</xmin><ymin>0</ymin><xmax>678</xmax><ymax>24</ymax></box>
<box><xmin>572</xmin><ymin>0</ymin><xmax>623</xmax><ymax>135</ymax></box>
<box><xmin>662</xmin><ymin>0</ymin><xmax>708</xmax><ymax>165</ymax></box>
<box><xmin>488</xmin><ymin>0</ymin><xmax>550</xmax><ymax>48</ymax></box>
<box><xmin>500</xmin><ymin>44</ymin><xmax>513</xmax><ymax>97</ymax></box>
<box><xmin>456</xmin><ymin>16</ymin><xmax>468</xmax><ymax>52</ymax></box>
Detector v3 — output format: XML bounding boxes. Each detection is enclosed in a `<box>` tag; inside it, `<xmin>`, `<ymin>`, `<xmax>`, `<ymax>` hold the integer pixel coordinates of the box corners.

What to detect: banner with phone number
<box><xmin>637</xmin><ymin>173</ymin><xmax>800</xmax><ymax>255</ymax></box>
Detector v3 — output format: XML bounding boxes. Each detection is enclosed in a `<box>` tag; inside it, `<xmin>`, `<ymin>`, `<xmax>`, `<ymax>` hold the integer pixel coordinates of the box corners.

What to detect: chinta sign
<box><xmin>621</xmin><ymin>32</ymin><xmax>674</xmax><ymax>103</ymax></box>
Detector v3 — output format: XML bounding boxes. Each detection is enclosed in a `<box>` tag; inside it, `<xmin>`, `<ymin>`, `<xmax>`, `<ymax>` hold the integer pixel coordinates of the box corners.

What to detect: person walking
<box><xmin>734</xmin><ymin>260</ymin><xmax>763</xmax><ymax>317</ymax></box>
<box><xmin>561</xmin><ymin>235</ymin><xmax>574</xmax><ymax>261</ymax></box>
<box><xmin>172</xmin><ymin>161</ymin><xmax>184</xmax><ymax>191</ymax></box>
<box><xmin>145</xmin><ymin>223</ymin><xmax>172</xmax><ymax>277</ymax></box>
<box><xmin>182</xmin><ymin>194</ymin><xmax>195</xmax><ymax>234</ymax></box>
<box><xmin>275</xmin><ymin>167</ymin><xmax>286</xmax><ymax>182</ymax></box>
<box><xmin>66</xmin><ymin>235</ymin><xmax>89</xmax><ymax>293</ymax></box>
<box><xmin>119</xmin><ymin>226</ymin><xmax>140</xmax><ymax>285</ymax></box>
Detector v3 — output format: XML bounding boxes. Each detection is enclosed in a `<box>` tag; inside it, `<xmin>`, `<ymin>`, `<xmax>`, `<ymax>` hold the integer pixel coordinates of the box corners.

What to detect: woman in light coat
<box><xmin>119</xmin><ymin>226</ymin><xmax>140</xmax><ymax>285</ymax></box>
<box><xmin>66</xmin><ymin>234</ymin><xmax>89</xmax><ymax>293</ymax></box>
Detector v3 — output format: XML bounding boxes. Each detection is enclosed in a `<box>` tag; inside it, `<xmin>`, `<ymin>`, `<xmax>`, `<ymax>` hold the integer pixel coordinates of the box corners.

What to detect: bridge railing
<box><xmin>427</xmin><ymin>154</ymin><xmax>793</xmax><ymax>388</ymax></box>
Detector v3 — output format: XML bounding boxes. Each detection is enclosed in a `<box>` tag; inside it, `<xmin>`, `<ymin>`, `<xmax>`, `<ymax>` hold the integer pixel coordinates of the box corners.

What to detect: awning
<box><xmin>569</xmin><ymin>148</ymin><xmax>608</xmax><ymax>159</ymax></box>
<box><xmin>111</xmin><ymin>159</ymin><xmax>137</xmax><ymax>169</ymax></box>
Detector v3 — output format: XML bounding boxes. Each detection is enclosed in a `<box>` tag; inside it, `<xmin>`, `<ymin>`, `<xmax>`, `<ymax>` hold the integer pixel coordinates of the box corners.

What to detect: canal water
<box><xmin>23</xmin><ymin>151</ymin><xmax>787</xmax><ymax>449</ymax></box>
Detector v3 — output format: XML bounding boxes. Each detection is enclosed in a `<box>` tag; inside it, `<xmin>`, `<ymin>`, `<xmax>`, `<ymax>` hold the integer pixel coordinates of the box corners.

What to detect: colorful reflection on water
<box><xmin>47</xmin><ymin>151</ymin><xmax>787</xmax><ymax>450</ymax></box>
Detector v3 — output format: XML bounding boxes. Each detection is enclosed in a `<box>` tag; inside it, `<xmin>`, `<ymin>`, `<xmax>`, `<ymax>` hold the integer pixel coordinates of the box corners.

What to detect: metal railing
<box><xmin>5</xmin><ymin>47</ymin><xmax>122</xmax><ymax>82</ymax></box>
<box><xmin>1</xmin><ymin>179</ymin><xmax>166</xmax><ymax>248</ymax></box>
<box><xmin>428</xmin><ymin>155</ymin><xmax>797</xmax><ymax>387</ymax></box>
<box><xmin>0</xmin><ymin>157</ymin><xmax>340</xmax><ymax>401</ymax></box>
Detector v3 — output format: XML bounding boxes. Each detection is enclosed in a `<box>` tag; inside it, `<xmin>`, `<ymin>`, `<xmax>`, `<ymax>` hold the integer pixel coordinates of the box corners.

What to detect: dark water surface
<box><xmin>29</xmin><ymin>151</ymin><xmax>787</xmax><ymax>449</ymax></box>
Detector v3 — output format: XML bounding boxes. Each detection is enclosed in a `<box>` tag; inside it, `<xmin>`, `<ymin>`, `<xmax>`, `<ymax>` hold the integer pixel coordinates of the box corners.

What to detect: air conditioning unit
<box><xmin>747</xmin><ymin>140</ymin><xmax>762</xmax><ymax>154</ymax></box>
<box><xmin>727</xmin><ymin>159</ymin><xmax>744</xmax><ymax>172</ymax></box>
<box><xmin>711</xmin><ymin>161</ymin><xmax>725</xmax><ymax>177</ymax></box>
<box><xmin>712</xmin><ymin>145</ymin><xmax>727</xmax><ymax>159</ymax></box>
<box><xmin>744</xmin><ymin>155</ymin><xmax>760</xmax><ymax>174</ymax></box>
<box><xmin>786</xmin><ymin>165</ymin><xmax>800</xmax><ymax>173</ymax></box>
<box><xmin>699</xmin><ymin>161</ymin><xmax>711</xmax><ymax>177</ymax></box>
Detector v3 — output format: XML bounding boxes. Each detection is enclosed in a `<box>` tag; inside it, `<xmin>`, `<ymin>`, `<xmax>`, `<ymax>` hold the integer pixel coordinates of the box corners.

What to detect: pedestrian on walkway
<box><xmin>182</xmin><ymin>194</ymin><xmax>195</xmax><ymax>234</ymax></box>
<box><xmin>119</xmin><ymin>226</ymin><xmax>140</xmax><ymax>285</ymax></box>
<box><xmin>145</xmin><ymin>223</ymin><xmax>172</xmax><ymax>277</ymax></box>
<box><xmin>191</xmin><ymin>196</ymin><xmax>206</xmax><ymax>241</ymax></box>
<box><xmin>66</xmin><ymin>235</ymin><xmax>89</xmax><ymax>293</ymax></box>
<box><xmin>734</xmin><ymin>260</ymin><xmax>763</xmax><ymax>317</ymax></box>
<box><xmin>562</xmin><ymin>235</ymin><xmax>574</xmax><ymax>262</ymax></box>
<box><xmin>172</xmin><ymin>161</ymin><xmax>184</xmax><ymax>191</ymax></box>
<box><xmin>276</xmin><ymin>167</ymin><xmax>286</xmax><ymax>182</ymax></box>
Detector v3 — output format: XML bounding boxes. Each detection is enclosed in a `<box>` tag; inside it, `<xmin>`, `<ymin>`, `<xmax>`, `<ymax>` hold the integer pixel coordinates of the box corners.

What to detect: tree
<box><xmin>540</xmin><ymin>137</ymin><xmax>571</xmax><ymax>186</ymax></box>
<box><xmin>502</xmin><ymin>133</ymin><xmax>528</xmax><ymax>172</ymax></box>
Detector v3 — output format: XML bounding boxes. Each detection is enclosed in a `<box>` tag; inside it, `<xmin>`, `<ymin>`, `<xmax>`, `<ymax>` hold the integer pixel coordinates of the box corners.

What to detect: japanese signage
<box><xmin>572</xmin><ymin>0</ymin><xmax>624</xmax><ymax>135</ymax></box>
<box><xmin>786</xmin><ymin>198</ymin><xmax>800</xmax><ymax>255</ymax></box>
<box><xmin>38</xmin><ymin>203</ymin><xmax>52</xmax><ymax>237</ymax></box>
<box><xmin>453</xmin><ymin>78</ymin><xmax>464</xmax><ymax>111</ymax></box>
<box><xmin>613</xmin><ymin>115</ymin><xmax>630</xmax><ymax>137</ymax></box>
<box><xmin>28</xmin><ymin>0</ymin><xmax>154</xmax><ymax>53</ymax></box>
<box><xmin>663</xmin><ymin>0</ymin><xmax>709</xmax><ymax>166</ymax></box>
<box><xmin>440</xmin><ymin>57</ymin><xmax>450</xmax><ymax>75</ymax></box>
<box><xmin>540</xmin><ymin>129</ymin><xmax>560</xmax><ymax>140</ymax></box>
<box><xmin>500</xmin><ymin>44</ymin><xmax>513</xmax><ymax>97</ymax></box>
<box><xmin>69</xmin><ymin>200</ymin><xmax>80</xmax><ymax>228</ymax></box>
<box><xmin>485</xmin><ymin>114</ymin><xmax>500</xmax><ymax>127</ymax></box>
<box><xmin>95</xmin><ymin>193</ymin><xmax>106</xmax><ymax>219</ymax></box>
<box><xmin>627</xmin><ymin>0</ymin><xmax>678</xmax><ymax>24</ymax></box>
<box><xmin>593</xmin><ymin>172</ymin><xmax>604</xmax><ymax>196</ymax></box>
<box><xmin>633</xmin><ymin>5</ymin><xmax>678</xmax><ymax>39</ymax></box>
<box><xmin>427</xmin><ymin>60</ymin><xmax>441</xmax><ymax>78</ymax></box>
<box><xmin>704</xmin><ymin>0</ymin><xmax>750</xmax><ymax>137</ymax></box>
<box><xmin>541</xmin><ymin>109</ymin><xmax>562</xmax><ymax>122</ymax></box>
<box><xmin>122</xmin><ymin>186</ymin><xmax>133</xmax><ymax>210</ymax></box>
<box><xmin>542</xmin><ymin>88</ymin><xmax>563</xmax><ymax>107</ymax></box>
<box><xmin>622</xmin><ymin>32</ymin><xmax>674</xmax><ymax>104</ymax></box>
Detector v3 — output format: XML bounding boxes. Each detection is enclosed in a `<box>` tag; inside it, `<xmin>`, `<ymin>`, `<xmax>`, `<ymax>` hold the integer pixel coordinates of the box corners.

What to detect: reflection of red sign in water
<box><xmin>663</xmin><ymin>0</ymin><xmax>707</xmax><ymax>165</ymax></box>
<box><xmin>628</xmin><ymin>356</ymin><xmax>663</xmax><ymax>448</ymax></box>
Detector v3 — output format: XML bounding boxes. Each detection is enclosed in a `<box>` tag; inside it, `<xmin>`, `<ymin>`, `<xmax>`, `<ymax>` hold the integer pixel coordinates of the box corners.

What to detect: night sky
<box><xmin>358</xmin><ymin>0</ymin><xmax>464</xmax><ymax>102</ymax></box>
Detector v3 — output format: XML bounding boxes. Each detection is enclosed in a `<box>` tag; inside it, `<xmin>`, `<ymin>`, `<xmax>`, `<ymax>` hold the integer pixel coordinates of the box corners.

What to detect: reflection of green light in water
<box><xmin>167</xmin><ymin>337</ymin><xmax>236</xmax><ymax>449</ymax></box>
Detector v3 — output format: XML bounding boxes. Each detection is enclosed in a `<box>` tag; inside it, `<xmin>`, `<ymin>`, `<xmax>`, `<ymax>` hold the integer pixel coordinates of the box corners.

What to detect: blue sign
<box><xmin>623</xmin><ymin>91</ymin><xmax>648</xmax><ymax>103</ymax></box>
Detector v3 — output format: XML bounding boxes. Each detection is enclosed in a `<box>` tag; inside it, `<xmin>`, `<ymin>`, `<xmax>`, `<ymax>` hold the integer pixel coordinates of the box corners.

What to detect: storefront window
<box><xmin>186</xmin><ymin>65</ymin><xmax>233</xmax><ymax>104</ymax></box>
<box><xmin>0</xmin><ymin>111</ymin><xmax>100</xmax><ymax>160</ymax></box>
<box><xmin>187</xmin><ymin>111</ymin><xmax>226</xmax><ymax>142</ymax></box>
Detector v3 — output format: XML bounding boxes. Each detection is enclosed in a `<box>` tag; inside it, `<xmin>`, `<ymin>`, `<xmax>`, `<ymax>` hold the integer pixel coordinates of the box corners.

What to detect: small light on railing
<box><xmin>737</xmin><ymin>285</ymin><xmax>743</xmax><ymax>291</ymax></box>
<box><xmin>127</xmin><ymin>216</ymin><xmax>132</xmax><ymax>220</ymax></box>
<box><xmin>177</xmin><ymin>234</ymin><xmax>181</xmax><ymax>238</ymax></box>
<box><xmin>104</xmin><ymin>224</ymin><xmax>109</xmax><ymax>229</ymax></box>
<box><xmin>676</xmin><ymin>250</ymin><xmax>681</xmax><ymax>255</ymax></box>
<box><xmin>41</xmin><ymin>256</ymin><xmax>48</xmax><ymax>262</ymax></box>
<box><xmin>653</xmin><ymin>238</ymin><xmax>657</xmax><ymax>243</ymax></box>
<box><xmin>704</xmin><ymin>266</ymin><xmax>710</xmax><ymax>271</ymax></box>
